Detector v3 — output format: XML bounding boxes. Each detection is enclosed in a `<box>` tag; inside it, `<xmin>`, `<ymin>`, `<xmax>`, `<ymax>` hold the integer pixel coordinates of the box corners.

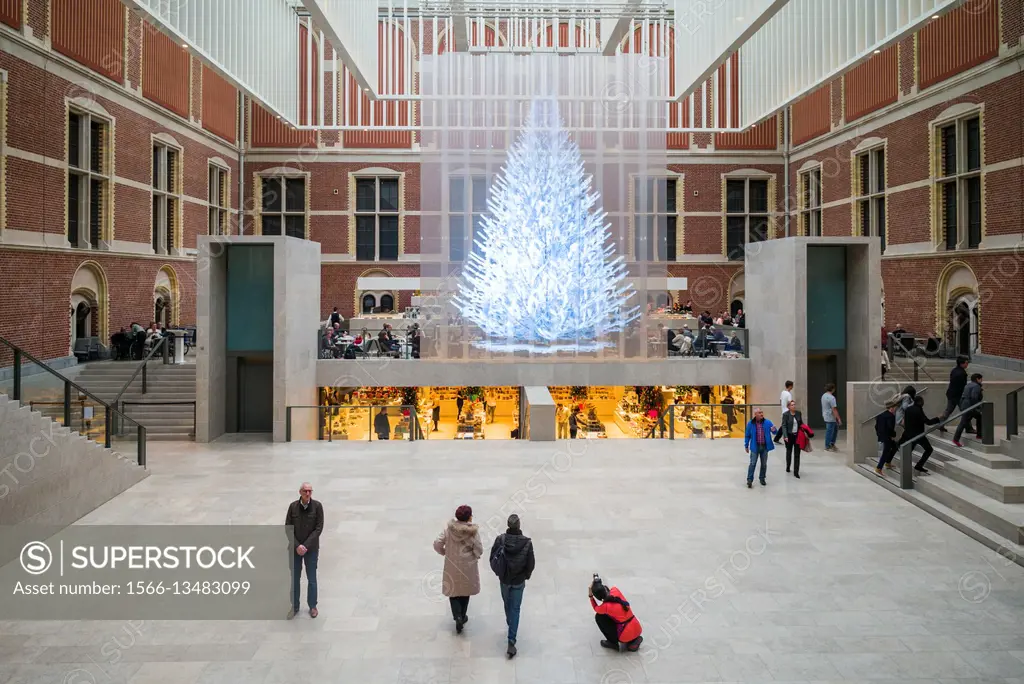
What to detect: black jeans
<box><xmin>784</xmin><ymin>436</ymin><xmax>801</xmax><ymax>475</ymax></box>
<box><xmin>449</xmin><ymin>596</ymin><xmax>470</xmax><ymax>621</ymax></box>
<box><xmin>940</xmin><ymin>396</ymin><xmax>959</xmax><ymax>420</ymax></box>
<box><xmin>595</xmin><ymin>613</ymin><xmax>619</xmax><ymax>642</ymax></box>
<box><xmin>910</xmin><ymin>435</ymin><xmax>934</xmax><ymax>469</ymax></box>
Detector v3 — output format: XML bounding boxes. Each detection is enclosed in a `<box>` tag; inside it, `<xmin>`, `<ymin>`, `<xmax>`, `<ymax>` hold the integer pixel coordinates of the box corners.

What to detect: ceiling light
<box><xmin>931</xmin><ymin>14</ymin><xmax>939</xmax><ymax>19</ymax></box>
<box><xmin>182</xmin><ymin>43</ymin><xmax>189</xmax><ymax>49</ymax></box>
<box><xmin>873</xmin><ymin>49</ymin><xmax>881</xmax><ymax>54</ymax></box>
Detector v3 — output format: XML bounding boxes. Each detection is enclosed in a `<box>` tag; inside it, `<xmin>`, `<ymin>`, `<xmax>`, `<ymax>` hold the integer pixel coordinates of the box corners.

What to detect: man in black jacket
<box><xmin>938</xmin><ymin>356</ymin><xmax>969</xmax><ymax>432</ymax></box>
<box><xmin>874</xmin><ymin>399</ymin><xmax>900</xmax><ymax>477</ymax></box>
<box><xmin>901</xmin><ymin>395</ymin><xmax>940</xmax><ymax>473</ymax></box>
<box><xmin>490</xmin><ymin>514</ymin><xmax>535</xmax><ymax>659</ymax></box>
<box><xmin>285</xmin><ymin>482</ymin><xmax>324</xmax><ymax>619</ymax></box>
<box><xmin>953</xmin><ymin>373</ymin><xmax>984</xmax><ymax>447</ymax></box>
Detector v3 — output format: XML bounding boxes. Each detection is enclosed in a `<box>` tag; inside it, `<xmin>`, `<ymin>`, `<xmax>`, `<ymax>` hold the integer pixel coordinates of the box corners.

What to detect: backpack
<box><xmin>489</xmin><ymin>534</ymin><xmax>508</xmax><ymax>580</ymax></box>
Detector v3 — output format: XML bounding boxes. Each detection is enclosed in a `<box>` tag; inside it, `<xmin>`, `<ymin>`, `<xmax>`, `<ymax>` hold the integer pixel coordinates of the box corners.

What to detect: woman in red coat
<box><xmin>589</xmin><ymin>577</ymin><xmax>643</xmax><ymax>651</ymax></box>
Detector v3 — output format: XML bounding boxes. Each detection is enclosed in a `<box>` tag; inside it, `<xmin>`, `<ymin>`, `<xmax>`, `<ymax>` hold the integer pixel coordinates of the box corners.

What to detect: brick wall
<box><xmin>0</xmin><ymin>250</ymin><xmax>196</xmax><ymax>363</ymax></box>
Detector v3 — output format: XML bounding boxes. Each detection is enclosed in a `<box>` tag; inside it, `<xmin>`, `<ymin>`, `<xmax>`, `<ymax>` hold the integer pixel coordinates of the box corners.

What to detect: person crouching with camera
<box><xmin>589</xmin><ymin>574</ymin><xmax>643</xmax><ymax>652</ymax></box>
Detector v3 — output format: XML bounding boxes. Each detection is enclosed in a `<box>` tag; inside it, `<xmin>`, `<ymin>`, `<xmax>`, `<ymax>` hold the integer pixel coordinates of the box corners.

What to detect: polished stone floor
<box><xmin>2</xmin><ymin>436</ymin><xmax>1024</xmax><ymax>684</ymax></box>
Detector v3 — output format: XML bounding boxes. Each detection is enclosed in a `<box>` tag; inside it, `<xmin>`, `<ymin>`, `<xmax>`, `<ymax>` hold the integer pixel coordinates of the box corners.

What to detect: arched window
<box><xmin>380</xmin><ymin>294</ymin><xmax>395</xmax><ymax>313</ymax></box>
<box><xmin>730</xmin><ymin>299</ymin><xmax>744</xmax><ymax>316</ymax></box>
<box><xmin>361</xmin><ymin>294</ymin><xmax>377</xmax><ymax>314</ymax></box>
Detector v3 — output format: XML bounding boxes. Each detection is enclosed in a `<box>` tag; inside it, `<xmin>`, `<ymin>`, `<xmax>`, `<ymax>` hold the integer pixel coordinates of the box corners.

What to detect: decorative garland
<box><xmin>458</xmin><ymin>386</ymin><xmax>484</xmax><ymax>400</ymax></box>
<box><xmin>401</xmin><ymin>387</ymin><xmax>418</xmax><ymax>407</ymax></box>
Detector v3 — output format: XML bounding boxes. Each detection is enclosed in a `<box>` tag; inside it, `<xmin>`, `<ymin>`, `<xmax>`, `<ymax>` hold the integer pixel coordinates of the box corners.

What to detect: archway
<box><xmin>728</xmin><ymin>271</ymin><xmax>745</xmax><ymax>316</ymax></box>
<box><xmin>154</xmin><ymin>265</ymin><xmax>179</xmax><ymax>327</ymax></box>
<box><xmin>355</xmin><ymin>268</ymin><xmax>399</xmax><ymax>316</ymax></box>
<box><xmin>936</xmin><ymin>261</ymin><xmax>980</xmax><ymax>356</ymax></box>
<box><xmin>69</xmin><ymin>261</ymin><xmax>108</xmax><ymax>354</ymax></box>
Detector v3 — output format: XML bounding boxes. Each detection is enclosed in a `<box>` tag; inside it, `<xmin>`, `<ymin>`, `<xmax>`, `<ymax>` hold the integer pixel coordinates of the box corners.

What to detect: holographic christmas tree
<box><xmin>454</xmin><ymin>99</ymin><xmax>639</xmax><ymax>352</ymax></box>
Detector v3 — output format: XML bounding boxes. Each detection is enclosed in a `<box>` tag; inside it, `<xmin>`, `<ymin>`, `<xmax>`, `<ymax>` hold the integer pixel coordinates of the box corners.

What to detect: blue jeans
<box><xmin>825</xmin><ymin>421</ymin><xmax>838</xmax><ymax>448</ymax></box>
<box><xmin>500</xmin><ymin>582</ymin><xmax>525</xmax><ymax>644</ymax></box>
<box><xmin>291</xmin><ymin>549</ymin><xmax>319</xmax><ymax>611</ymax></box>
<box><xmin>747</xmin><ymin>445</ymin><xmax>768</xmax><ymax>483</ymax></box>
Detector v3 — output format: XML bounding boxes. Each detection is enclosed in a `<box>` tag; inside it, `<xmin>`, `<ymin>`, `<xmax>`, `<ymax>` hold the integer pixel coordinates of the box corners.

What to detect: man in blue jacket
<box><xmin>744</xmin><ymin>408</ymin><xmax>777</xmax><ymax>488</ymax></box>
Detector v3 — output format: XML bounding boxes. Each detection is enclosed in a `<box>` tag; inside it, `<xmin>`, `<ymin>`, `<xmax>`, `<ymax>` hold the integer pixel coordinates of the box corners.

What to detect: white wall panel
<box><xmin>125</xmin><ymin>0</ymin><xmax>301</xmax><ymax>124</ymax></box>
<box><xmin>672</xmin><ymin>0</ymin><xmax>790</xmax><ymax>101</ymax></box>
<box><xmin>303</xmin><ymin>0</ymin><xmax>381</xmax><ymax>96</ymax></box>
<box><xmin>738</xmin><ymin>0</ymin><xmax>959</xmax><ymax>128</ymax></box>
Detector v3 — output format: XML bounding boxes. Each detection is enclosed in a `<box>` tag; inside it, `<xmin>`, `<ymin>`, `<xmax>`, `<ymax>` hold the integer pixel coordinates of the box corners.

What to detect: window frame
<box><xmin>67</xmin><ymin>108</ymin><xmax>112</xmax><ymax>249</ymax></box>
<box><xmin>723</xmin><ymin>176</ymin><xmax>771</xmax><ymax>262</ymax></box>
<box><xmin>447</xmin><ymin>173</ymin><xmax>489</xmax><ymax>263</ymax></box>
<box><xmin>259</xmin><ymin>174</ymin><xmax>308</xmax><ymax>239</ymax></box>
<box><xmin>151</xmin><ymin>140</ymin><xmax>182</xmax><ymax>255</ymax></box>
<box><xmin>354</xmin><ymin>175</ymin><xmax>401</xmax><ymax>261</ymax></box>
<box><xmin>798</xmin><ymin>166</ymin><xmax>822</xmax><ymax>237</ymax></box>
<box><xmin>631</xmin><ymin>174</ymin><xmax>679</xmax><ymax>262</ymax></box>
<box><xmin>853</xmin><ymin>145</ymin><xmax>887</xmax><ymax>252</ymax></box>
<box><xmin>208</xmin><ymin>162</ymin><xmax>230</xmax><ymax>236</ymax></box>
<box><xmin>933</xmin><ymin>112</ymin><xmax>983</xmax><ymax>251</ymax></box>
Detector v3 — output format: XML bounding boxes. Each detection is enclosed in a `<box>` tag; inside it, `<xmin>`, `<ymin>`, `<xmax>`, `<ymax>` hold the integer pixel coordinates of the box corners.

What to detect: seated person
<box><xmin>710</xmin><ymin>326</ymin><xmax>727</xmax><ymax>343</ymax></box>
<box><xmin>681</xmin><ymin>300</ymin><xmax>694</xmax><ymax>314</ymax></box>
<box><xmin>726</xmin><ymin>332</ymin><xmax>743</xmax><ymax>353</ymax></box>
<box><xmin>589</xmin><ymin>575</ymin><xmax>642</xmax><ymax>652</ymax></box>
<box><xmin>673</xmin><ymin>331</ymin><xmax>693</xmax><ymax>356</ymax></box>
<box><xmin>721</xmin><ymin>312</ymin><xmax>733</xmax><ymax>326</ymax></box>
<box><xmin>699</xmin><ymin>310</ymin><xmax>714</xmax><ymax>327</ymax></box>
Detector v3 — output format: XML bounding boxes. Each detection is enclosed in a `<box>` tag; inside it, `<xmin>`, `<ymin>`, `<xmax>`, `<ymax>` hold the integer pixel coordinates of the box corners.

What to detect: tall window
<box><xmin>633</xmin><ymin>177</ymin><xmax>677</xmax><ymax>261</ymax></box>
<box><xmin>725</xmin><ymin>178</ymin><xmax>769</xmax><ymax>261</ymax></box>
<box><xmin>799</xmin><ymin>167</ymin><xmax>822</xmax><ymax>237</ymax></box>
<box><xmin>449</xmin><ymin>175</ymin><xmax>487</xmax><ymax>262</ymax></box>
<box><xmin>208</xmin><ymin>164</ymin><xmax>229</xmax><ymax>236</ymax></box>
<box><xmin>67</xmin><ymin>111</ymin><xmax>110</xmax><ymax>249</ymax></box>
<box><xmin>855</xmin><ymin>147</ymin><xmax>886</xmax><ymax>252</ymax></box>
<box><xmin>261</xmin><ymin>176</ymin><xmax>306</xmax><ymax>238</ymax></box>
<box><xmin>936</xmin><ymin>115</ymin><xmax>982</xmax><ymax>250</ymax></box>
<box><xmin>151</xmin><ymin>143</ymin><xmax>181</xmax><ymax>255</ymax></box>
<box><xmin>355</xmin><ymin>176</ymin><xmax>399</xmax><ymax>261</ymax></box>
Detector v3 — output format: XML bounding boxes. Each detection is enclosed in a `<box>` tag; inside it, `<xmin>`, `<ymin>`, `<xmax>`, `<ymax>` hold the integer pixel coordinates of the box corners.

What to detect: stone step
<box><xmin>930</xmin><ymin>440</ymin><xmax>1023</xmax><ymax>470</ymax></box>
<box><xmin>929</xmin><ymin>457</ymin><xmax>1024</xmax><ymax>504</ymax></box>
<box><xmin>929</xmin><ymin>430</ymin><xmax>1012</xmax><ymax>455</ymax></box>
<box><xmin>913</xmin><ymin>471</ymin><xmax>1024</xmax><ymax>545</ymax></box>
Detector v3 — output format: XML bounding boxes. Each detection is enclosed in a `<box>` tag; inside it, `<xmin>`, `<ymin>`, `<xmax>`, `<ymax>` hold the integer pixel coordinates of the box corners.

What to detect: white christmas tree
<box><xmin>454</xmin><ymin>99</ymin><xmax>639</xmax><ymax>352</ymax></box>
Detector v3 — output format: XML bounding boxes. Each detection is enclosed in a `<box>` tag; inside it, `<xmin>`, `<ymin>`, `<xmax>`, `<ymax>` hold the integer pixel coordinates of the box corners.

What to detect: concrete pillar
<box><xmin>524</xmin><ymin>386</ymin><xmax>556</xmax><ymax>441</ymax></box>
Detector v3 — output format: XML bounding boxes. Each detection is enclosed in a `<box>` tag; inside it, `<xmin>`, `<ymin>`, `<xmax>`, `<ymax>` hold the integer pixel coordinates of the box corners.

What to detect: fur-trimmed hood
<box><xmin>446</xmin><ymin>518</ymin><xmax>479</xmax><ymax>542</ymax></box>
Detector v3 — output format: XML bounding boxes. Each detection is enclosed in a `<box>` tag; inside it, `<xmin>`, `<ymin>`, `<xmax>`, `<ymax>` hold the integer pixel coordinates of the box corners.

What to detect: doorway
<box><xmin>238</xmin><ymin>358</ymin><xmax>273</xmax><ymax>432</ymax></box>
<box><xmin>806</xmin><ymin>354</ymin><xmax>839</xmax><ymax>430</ymax></box>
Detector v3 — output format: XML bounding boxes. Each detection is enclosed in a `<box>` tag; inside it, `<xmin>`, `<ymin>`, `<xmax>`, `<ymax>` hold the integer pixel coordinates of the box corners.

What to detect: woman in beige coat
<box><xmin>433</xmin><ymin>504</ymin><xmax>483</xmax><ymax>633</ymax></box>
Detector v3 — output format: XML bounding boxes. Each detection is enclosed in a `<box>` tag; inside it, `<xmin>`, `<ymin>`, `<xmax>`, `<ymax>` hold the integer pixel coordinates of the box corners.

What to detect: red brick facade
<box><xmin>1</xmin><ymin>1</ymin><xmax>1022</xmax><ymax>367</ymax></box>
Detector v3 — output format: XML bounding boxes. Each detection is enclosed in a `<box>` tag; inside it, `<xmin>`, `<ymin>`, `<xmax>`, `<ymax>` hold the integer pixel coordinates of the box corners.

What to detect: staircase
<box><xmin>0</xmin><ymin>394</ymin><xmax>147</xmax><ymax>525</ymax></box>
<box><xmin>73</xmin><ymin>361</ymin><xmax>196</xmax><ymax>441</ymax></box>
<box><xmin>859</xmin><ymin>427</ymin><xmax>1024</xmax><ymax>550</ymax></box>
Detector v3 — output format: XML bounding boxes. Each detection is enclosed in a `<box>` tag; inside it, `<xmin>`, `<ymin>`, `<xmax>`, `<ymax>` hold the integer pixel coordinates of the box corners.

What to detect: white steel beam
<box><xmin>124</xmin><ymin>0</ymin><xmax>301</xmax><ymax>124</ymax></box>
<box><xmin>672</xmin><ymin>0</ymin><xmax>791</xmax><ymax>102</ymax></box>
<box><xmin>601</xmin><ymin>0</ymin><xmax>645</xmax><ymax>55</ymax></box>
<box><xmin>738</xmin><ymin>0</ymin><xmax>960</xmax><ymax>128</ymax></box>
<box><xmin>450</xmin><ymin>0</ymin><xmax>470</xmax><ymax>52</ymax></box>
<box><xmin>301</xmin><ymin>0</ymin><xmax>380</xmax><ymax>97</ymax></box>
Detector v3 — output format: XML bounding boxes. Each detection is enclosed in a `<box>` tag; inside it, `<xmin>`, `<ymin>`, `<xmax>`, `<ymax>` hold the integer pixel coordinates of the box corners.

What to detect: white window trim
<box><xmin>853</xmin><ymin>143</ymin><xmax>887</xmax><ymax>250</ymax></box>
<box><xmin>68</xmin><ymin>108</ymin><xmax>112</xmax><ymax>250</ymax></box>
<box><xmin>723</xmin><ymin>176</ymin><xmax>771</xmax><ymax>261</ymax></box>
<box><xmin>151</xmin><ymin>139</ymin><xmax>183</xmax><ymax>255</ymax></box>
<box><xmin>258</xmin><ymin>173</ymin><xmax>309</xmax><ymax>239</ymax></box>
<box><xmin>931</xmin><ymin>109</ymin><xmax>984</xmax><ymax>251</ymax></box>
<box><xmin>798</xmin><ymin>165</ymin><xmax>822</xmax><ymax>237</ymax></box>
<box><xmin>446</xmin><ymin>172</ymin><xmax>489</xmax><ymax>263</ymax></box>
<box><xmin>354</xmin><ymin>175</ymin><xmax>401</xmax><ymax>261</ymax></box>
<box><xmin>630</xmin><ymin>173</ymin><xmax>680</xmax><ymax>263</ymax></box>
<box><xmin>208</xmin><ymin>161</ymin><xmax>230</xmax><ymax>236</ymax></box>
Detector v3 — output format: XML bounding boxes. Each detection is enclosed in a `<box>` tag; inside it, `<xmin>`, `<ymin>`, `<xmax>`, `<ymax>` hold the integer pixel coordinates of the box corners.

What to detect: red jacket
<box><xmin>590</xmin><ymin>587</ymin><xmax>642</xmax><ymax>642</ymax></box>
<box><xmin>796</xmin><ymin>423</ymin><xmax>815</xmax><ymax>450</ymax></box>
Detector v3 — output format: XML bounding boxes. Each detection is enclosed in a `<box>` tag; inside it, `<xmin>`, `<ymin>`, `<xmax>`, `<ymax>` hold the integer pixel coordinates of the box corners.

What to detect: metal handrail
<box><xmin>894</xmin><ymin>399</ymin><xmax>991</xmax><ymax>490</ymax></box>
<box><xmin>859</xmin><ymin>387</ymin><xmax>930</xmax><ymax>426</ymax></box>
<box><xmin>286</xmin><ymin>404</ymin><xmax>422</xmax><ymax>442</ymax></box>
<box><xmin>1007</xmin><ymin>385</ymin><xmax>1024</xmax><ymax>439</ymax></box>
<box><xmin>111</xmin><ymin>336</ymin><xmax>168</xmax><ymax>407</ymax></box>
<box><xmin>0</xmin><ymin>334</ymin><xmax>147</xmax><ymax>465</ymax></box>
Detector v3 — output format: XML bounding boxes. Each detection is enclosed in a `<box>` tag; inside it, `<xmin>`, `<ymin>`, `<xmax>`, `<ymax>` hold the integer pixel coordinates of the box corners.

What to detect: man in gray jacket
<box><xmin>952</xmin><ymin>374</ymin><xmax>984</xmax><ymax>447</ymax></box>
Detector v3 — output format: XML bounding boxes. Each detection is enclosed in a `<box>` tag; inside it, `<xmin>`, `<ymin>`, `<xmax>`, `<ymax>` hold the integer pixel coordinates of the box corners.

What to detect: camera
<box><xmin>591</xmin><ymin>573</ymin><xmax>605</xmax><ymax>596</ymax></box>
